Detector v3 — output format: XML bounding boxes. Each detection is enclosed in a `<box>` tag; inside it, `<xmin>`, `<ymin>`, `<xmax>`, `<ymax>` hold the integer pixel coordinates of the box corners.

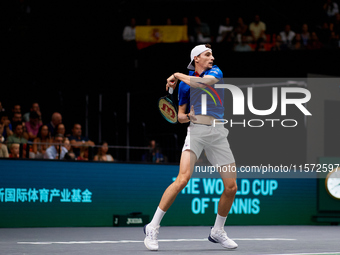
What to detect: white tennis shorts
<box><xmin>182</xmin><ymin>122</ymin><xmax>235</xmax><ymax>166</ymax></box>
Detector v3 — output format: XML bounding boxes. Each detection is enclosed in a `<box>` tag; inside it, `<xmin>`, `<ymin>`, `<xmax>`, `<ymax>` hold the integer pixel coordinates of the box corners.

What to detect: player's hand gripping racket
<box><xmin>158</xmin><ymin>86</ymin><xmax>178</xmax><ymax>124</ymax></box>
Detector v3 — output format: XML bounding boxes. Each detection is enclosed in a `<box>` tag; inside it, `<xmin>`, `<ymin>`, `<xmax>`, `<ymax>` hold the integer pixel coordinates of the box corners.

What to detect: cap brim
<box><xmin>187</xmin><ymin>63</ymin><xmax>195</xmax><ymax>70</ymax></box>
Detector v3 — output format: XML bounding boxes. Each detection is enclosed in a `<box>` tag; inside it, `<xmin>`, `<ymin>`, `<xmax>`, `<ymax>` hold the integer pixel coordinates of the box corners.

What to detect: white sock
<box><xmin>213</xmin><ymin>214</ymin><xmax>227</xmax><ymax>230</ymax></box>
<box><xmin>149</xmin><ymin>207</ymin><xmax>166</xmax><ymax>227</ymax></box>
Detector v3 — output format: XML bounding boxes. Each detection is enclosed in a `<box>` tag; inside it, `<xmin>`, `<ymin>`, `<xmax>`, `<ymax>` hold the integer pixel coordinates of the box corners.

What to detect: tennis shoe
<box><xmin>144</xmin><ymin>224</ymin><xmax>159</xmax><ymax>251</ymax></box>
<box><xmin>208</xmin><ymin>227</ymin><xmax>238</xmax><ymax>249</ymax></box>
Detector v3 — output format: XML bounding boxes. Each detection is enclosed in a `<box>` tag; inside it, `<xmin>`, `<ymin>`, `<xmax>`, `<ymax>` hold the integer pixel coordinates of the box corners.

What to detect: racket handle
<box><xmin>169</xmin><ymin>87</ymin><xmax>174</xmax><ymax>94</ymax></box>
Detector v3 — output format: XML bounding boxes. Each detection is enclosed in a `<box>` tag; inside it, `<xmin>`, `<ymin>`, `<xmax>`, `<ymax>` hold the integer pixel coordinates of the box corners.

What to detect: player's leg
<box><xmin>144</xmin><ymin>150</ymin><xmax>197</xmax><ymax>251</ymax></box>
<box><xmin>217</xmin><ymin>163</ymin><xmax>237</xmax><ymax>217</ymax></box>
<box><xmin>208</xmin><ymin>163</ymin><xmax>238</xmax><ymax>249</ymax></box>
<box><xmin>203</xmin><ymin>125</ymin><xmax>238</xmax><ymax>249</ymax></box>
<box><xmin>158</xmin><ymin>150</ymin><xmax>197</xmax><ymax>211</ymax></box>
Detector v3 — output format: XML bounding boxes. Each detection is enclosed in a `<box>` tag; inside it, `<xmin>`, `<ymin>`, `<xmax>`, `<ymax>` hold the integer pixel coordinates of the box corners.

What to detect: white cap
<box><xmin>187</xmin><ymin>44</ymin><xmax>212</xmax><ymax>70</ymax></box>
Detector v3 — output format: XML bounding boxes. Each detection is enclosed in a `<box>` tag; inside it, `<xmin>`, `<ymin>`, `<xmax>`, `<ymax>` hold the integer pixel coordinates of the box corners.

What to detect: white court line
<box><xmin>18</xmin><ymin>238</ymin><xmax>296</xmax><ymax>245</ymax></box>
<box><xmin>267</xmin><ymin>253</ymin><xmax>340</xmax><ymax>255</ymax></box>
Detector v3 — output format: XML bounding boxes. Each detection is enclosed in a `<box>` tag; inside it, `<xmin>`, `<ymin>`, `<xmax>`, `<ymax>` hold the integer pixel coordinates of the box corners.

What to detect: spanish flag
<box><xmin>135</xmin><ymin>25</ymin><xmax>188</xmax><ymax>49</ymax></box>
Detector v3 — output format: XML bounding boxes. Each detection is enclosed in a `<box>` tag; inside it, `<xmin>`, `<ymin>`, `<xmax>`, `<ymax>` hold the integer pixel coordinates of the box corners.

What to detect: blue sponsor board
<box><xmin>0</xmin><ymin>159</ymin><xmax>317</xmax><ymax>227</ymax></box>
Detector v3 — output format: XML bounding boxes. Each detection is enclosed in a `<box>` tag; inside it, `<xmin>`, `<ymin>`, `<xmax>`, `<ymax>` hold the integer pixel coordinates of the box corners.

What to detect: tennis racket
<box><xmin>158</xmin><ymin>87</ymin><xmax>178</xmax><ymax>124</ymax></box>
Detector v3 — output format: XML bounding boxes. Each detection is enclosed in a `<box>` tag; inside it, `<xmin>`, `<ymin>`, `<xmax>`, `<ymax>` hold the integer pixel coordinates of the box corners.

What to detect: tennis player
<box><xmin>144</xmin><ymin>44</ymin><xmax>238</xmax><ymax>251</ymax></box>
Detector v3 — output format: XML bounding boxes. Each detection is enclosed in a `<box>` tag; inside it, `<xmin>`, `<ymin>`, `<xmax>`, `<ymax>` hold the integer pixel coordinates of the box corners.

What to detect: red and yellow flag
<box><xmin>135</xmin><ymin>25</ymin><xmax>188</xmax><ymax>49</ymax></box>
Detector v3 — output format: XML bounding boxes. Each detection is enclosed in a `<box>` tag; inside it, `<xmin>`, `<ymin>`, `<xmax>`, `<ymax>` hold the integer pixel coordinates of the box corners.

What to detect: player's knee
<box><xmin>223</xmin><ymin>182</ymin><xmax>237</xmax><ymax>196</ymax></box>
<box><xmin>175</xmin><ymin>176</ymin><xmax>190</xmax><ymax>191</ymax></box>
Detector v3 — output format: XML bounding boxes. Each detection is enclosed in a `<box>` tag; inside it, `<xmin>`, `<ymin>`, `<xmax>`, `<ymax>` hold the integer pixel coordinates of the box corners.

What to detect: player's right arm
<box><xmin>167</xmin><ymin>73</ymin><xmax>218</xmax><ymax>91</ymax></box>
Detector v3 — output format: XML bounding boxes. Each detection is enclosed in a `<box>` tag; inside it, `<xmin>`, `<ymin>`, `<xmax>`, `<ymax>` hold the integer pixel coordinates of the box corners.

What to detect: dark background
<box><xmin>1</xmin><ymin>0</ymin><xmax>340</xmax><ymax>164</ymax></box>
